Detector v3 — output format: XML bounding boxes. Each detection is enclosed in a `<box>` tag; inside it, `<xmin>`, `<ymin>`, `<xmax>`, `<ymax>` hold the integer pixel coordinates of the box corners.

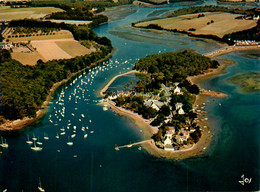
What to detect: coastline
<box><xmin>97</xmin><ymin>58</ymin><xmax>236</xmax><ymax>160</ymax></box>
<box><xmin>0</xmin><ymin>49</ymin><xmax>115</xmax><ymax>131</ymax></box>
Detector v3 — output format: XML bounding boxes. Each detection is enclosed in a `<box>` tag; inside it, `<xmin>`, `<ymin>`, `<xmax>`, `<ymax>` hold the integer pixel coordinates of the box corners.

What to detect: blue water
<box><xmin>0</xmin><ymin>1</ymin><xmax>259</xmax><ymax>191</ymax></box>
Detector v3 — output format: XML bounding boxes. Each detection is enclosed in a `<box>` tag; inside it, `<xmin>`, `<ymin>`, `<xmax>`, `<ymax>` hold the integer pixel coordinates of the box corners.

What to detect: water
<box><xmin>0</xmin><ymin>1</ymin><xmax>259</xmax><ymax>191</ymax></box>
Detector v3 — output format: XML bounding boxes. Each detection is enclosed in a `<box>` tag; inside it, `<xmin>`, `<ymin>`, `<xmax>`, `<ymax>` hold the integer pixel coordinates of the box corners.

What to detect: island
<box><xmin>99</xmin><ymin>50</ymin><xmax>228</xmax><ymax>160</ymax></box>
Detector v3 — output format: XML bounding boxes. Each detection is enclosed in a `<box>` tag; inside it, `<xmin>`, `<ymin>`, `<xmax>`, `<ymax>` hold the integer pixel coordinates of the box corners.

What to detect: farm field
<box><xmin>0</xmin><ymin>6</ymin><xmax>63</xmax><ymax>21</ymax></box>
<box><xmin>11</xmin><ymin>39</ymin><xmax>95</xmax><ymax>65</ymax></box>
<box><xmin>55</xmin><ymin>40</ymin><xmax>95</xmax><ymax>58</ymax></box>
<box><xmin>5</xmin><ymin>29</ymin><xmax>74</xmax><ymax>42</ymax></box>
<box><xmin>135</xmin><ymin>12</ymin><xmax>257</xmax><ymax>38</ymax></box>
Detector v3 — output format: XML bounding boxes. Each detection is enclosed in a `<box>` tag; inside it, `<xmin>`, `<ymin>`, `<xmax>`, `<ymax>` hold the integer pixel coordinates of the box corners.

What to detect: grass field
<box><xmin>0</xmin><ymin>6</ymin><xmax>63</xmax><ymax>21</ymax></box>
<box><xmin>135</xmin><ymin>12</ymin><xmax>257</xmax><ymax>38</ymax></box>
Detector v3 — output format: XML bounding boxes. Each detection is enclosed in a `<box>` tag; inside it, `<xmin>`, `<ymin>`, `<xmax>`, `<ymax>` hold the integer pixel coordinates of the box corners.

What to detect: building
<box><xmin>175</xmin><ymin>103</ymin><xmax>185</xmax><ymax>115</ymax></box>
<box><xmin>164</xmin><ymin>133</ymin><xmax>175</xmax><ymax>151</ymax></box>
<box><xmin>173</xmin><ymin>82</ymin><xmax>183</xmax><ymax>95</ymax></box>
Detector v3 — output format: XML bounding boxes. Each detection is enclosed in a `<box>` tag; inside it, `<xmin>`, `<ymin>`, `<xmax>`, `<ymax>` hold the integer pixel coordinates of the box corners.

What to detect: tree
<box><xmin>159</xmin><ymin>105</ymin><xmax>170</xmax><ymax>116</ymax></box>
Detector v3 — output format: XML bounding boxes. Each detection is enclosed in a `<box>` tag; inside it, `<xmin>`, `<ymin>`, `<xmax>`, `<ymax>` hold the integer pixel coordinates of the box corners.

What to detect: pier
<box><xmin>115</xmin><ymin>139</ymin><xmax>152</xmax><ymax>150</ymax></box>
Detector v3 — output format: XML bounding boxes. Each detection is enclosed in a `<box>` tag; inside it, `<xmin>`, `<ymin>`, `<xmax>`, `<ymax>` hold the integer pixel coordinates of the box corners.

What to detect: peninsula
<box><xmin>99</xmin><ymin>50</ymin><xmax>227</xmax><ymax>160</ymax></box>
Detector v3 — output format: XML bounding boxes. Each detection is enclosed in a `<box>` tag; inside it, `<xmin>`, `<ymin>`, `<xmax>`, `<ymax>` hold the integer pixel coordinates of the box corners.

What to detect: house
<box><xmin>144</xmin><ymin>100</ymin><xmax>164</xmax><ymax>111</ymax></box>
<box><xmin>175</xmin><ymin>103</ymin><xmax>185</xmax><ymax>115</ymax></box>
<box><xmin>173</xmin><ymin>83</ymin><xmax>183</xmax><ymax>95</ymax></box>
<box><xmin>190</xmin><ymin>128</ymin><xmax>196</xmax><ymax>133</ymax></box>
<box><xmin>164</xmin><ymin>133</ymin><xmax>175</xmax><ymax>151</ymax></box>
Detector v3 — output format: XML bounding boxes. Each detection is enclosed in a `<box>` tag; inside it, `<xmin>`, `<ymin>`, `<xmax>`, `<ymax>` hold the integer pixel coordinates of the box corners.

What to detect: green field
<box><xmin>227</xmin><ymin>72</ymin><xmax>260</xmax><ymax>93</ymax></box>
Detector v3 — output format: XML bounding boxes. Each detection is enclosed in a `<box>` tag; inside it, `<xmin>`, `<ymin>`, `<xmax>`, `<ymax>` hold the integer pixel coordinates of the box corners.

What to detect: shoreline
<box><xmin>0</xmin><ymin>49</ymin><xmax>115</xmax><ymax>131</ymax></box>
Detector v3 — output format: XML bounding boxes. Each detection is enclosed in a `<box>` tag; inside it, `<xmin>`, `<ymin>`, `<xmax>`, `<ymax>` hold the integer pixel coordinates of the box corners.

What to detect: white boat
<box><xmin>32</xmin><ymin>134</ymin><xmax>37</xmax><ymax>141</ymax></box>
<box><xmin>36</xmin><ymin>137</ymin><xmax>43</xmax><ymax>145</ymax></box>
<box><xmin>26</xmin><ymin>135</ymin><xmax>33</xmax><ymax>144</ymax></box>
<box><xmin>43</xmin><ymin>133</ymin><xmax>49</xmax><ymax>140</ymax></box>
<box><xmin>31</xmin><ymin>141</ymin><xmax>42</xmax><ymax>151</ymax></box>
<box><xmin>60</xmin><ymin>132</ymin><xmax>66</xmax><ymax>135</ymax></box>
<box><xmin>71</xmin><ymin>134</ymin><xmax>76</xmax><ymax>138</ymax></box>
<box><xmin>81</xmin><ymin>114</ymin><xmax>85</xmax><ymax>118</ymax></box>
<box><xmin>84</xmin><ymin>134</ymin><xmax>88</xmax><ymax>139</ymax></box>
<box><xmin>73</xmin><ymin>126</ymin><xmax>77</xmax><ymax>130</ymax></box>
<box><xmin>0</xmin><ymin>137</ymin><xmax>8</xmax><ymax>148</ymax></box>
<box><xmin>90</xmin><ymin>131</ymin><xmax>94</xmax><ymax>134</ymax></box>
<box><xmin>89</xmin><ymin>120</ymin><xmax>92</xmax><ymax>123</ymax></box>
<box><xmin>67</xmin><ymin>137</ymin><xmax>73</xmax><ymax>146</ymax></box>
<box><xmin>38</xmin><ymin>178</ymin><xmax>45</xmax><ymax>192</ymax></box>
<box><xmin>56</xmin><ymin>133</ymin><xmax>59</xmax><ymax>139</ymax></box>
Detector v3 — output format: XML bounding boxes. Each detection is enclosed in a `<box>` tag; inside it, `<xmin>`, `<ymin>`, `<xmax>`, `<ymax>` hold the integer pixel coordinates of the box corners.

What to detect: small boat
<box><xmin>71</xmin><ymin>134</ymin><xmax>76</xmax><ymax>138</ymax></box>
<box><xmin>60</xmin><ymin>132</ymin><xmax>66</xmax><ymax>135</ymax></box>
<box><xmin>73</xmin><ymin>126</ymin><xmax>77</xmax><ymax>130</ymax></box>
<box><xmin>31</xmin><ymin>141</ymin><xmax>42</xmax><ymax>151</ymax></box>
<box><xmin>32</xmin><ymin>134</ymin><xmax>37</xmax><ymax>141</ymax></box>
<box><xmin>84</xmin><ymin>133</ymin><xmax>88</xmax><ymax>139</ymax></box>
<box><xmin>43</xmin><ymin>133</ymin><xmax>49</xmax><ymax>140</ymax></box>
<box><xmin>36</xmin><ymin>137</ymin><xmax>43</xmax><ymax>145</ymax></box>
<box><xmin>81</xmin><ymin>114</ymin><xmax>85</xmax><ymax>118</ymax></box>
<box><xmin>38</xmin><ymin>177</ymin><xmax>45</xmax><ymax>192</ymax></box>
<box><xmin>0</xmin><ymin>137</ymin><xmax>8</xmax><ymax>148</ymax></box>
<box><xmin>90</xmin><ymin>131</ymin><xmax>94</xmax><ymax>134</ymax></box>
<box><xmin>26</xmin><ymin>135</ymin><xmax>33</xmax><ymax>144</ymax></box>
<box><xmin>89</xmin><ymin>120</ymin><xmax>92</xmax><ymax>123</ymax></box>
<box><xmin>56</xmin><ymin>133</ymin><xmax>59</xmax><ymax>139</ymax></box>
<box><xmin>67</xmin><ymin>137</ymin><xmax>73</xmax><ymax>146</ymax></box>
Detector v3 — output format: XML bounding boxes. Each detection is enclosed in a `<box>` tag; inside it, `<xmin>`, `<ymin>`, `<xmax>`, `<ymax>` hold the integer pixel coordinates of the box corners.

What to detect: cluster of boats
<box><xmin>0</xmin><ymin>58</ymin><xmax>138</xmax><ymax>191</ymax></box>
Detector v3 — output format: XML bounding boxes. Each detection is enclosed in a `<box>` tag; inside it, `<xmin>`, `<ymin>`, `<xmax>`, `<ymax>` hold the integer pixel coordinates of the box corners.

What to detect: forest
<box><xmin>1</xmin><ymin>21</ymin><xmax>112</xmax><ymax>121</ymax></box>
<box><xmin>133</xmin><ymin>50</ymin><xmax>219</xmax><ymax>91</ymax></box>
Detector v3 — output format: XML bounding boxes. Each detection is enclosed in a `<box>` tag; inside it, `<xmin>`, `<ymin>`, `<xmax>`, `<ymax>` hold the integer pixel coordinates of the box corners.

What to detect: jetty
<box><xmin>115</xmin><ymin>139</ymin><xmax>152</xmax><ymax>150</ymax></box>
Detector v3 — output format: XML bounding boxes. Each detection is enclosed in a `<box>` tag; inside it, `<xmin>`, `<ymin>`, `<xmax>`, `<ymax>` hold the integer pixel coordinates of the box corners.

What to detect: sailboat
<box><xmin>43</xmin><ymin>133</ymin><xmax>49</xmax><ymax>140</ymax></box>
<box><xmin>38</xmin><ymin>177</ymin><xmax>45</xmax><ymax>192</ymax></box>
<box><xmin>32</xmin><ymin>134</ymin><xmax>37</xmax><ymax>141</ymax></box>
<box><xmin>26</xmin><ymin>135</ymin><xmax>33</xmax><ymax>144</ymax></box>
<box><xmin>37</xmin><ymin>137</ymin><xmax>43</xmax><ymax>145</ymax></box>
<box><xmin>0</xmin><ymin>137</ymin><xmax>8</xmax><ymax>148</ymax></box>
<box><xmin>56</xmin><ymin>133</ymin><xmax>59</xmax><ymax>139</ymax></box>
<box><xmin>31</xmin><ymin>141</ymin><xmax>42</xmax><ymax>151</ymax></box>
<box><xmin>66</xmin><ymin>136</ymin><xmax>73</xmax><ymax>146</ymax></box>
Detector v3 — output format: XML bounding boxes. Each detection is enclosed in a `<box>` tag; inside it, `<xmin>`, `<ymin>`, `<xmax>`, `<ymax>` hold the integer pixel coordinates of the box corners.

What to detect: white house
<box><xmin>164</xmin><ymin>133</ymin><xmax>175</xmax><ymax>151</ymax></box>
<box><xmin>175</xmin><ymin>103</ymin><xmax>185</xmax><ymax>115</ymax></box>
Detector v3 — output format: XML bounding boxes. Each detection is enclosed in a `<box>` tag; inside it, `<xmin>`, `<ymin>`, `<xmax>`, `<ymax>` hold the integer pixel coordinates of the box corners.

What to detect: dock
<box><xmin>115</xmin><ymin>139</ymin><xmax>152</xmax><ymax>151</ymax></box>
